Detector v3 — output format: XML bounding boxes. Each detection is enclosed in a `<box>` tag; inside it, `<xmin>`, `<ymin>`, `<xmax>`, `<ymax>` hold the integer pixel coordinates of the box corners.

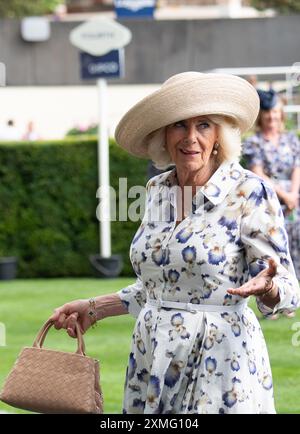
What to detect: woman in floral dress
<box><xmin>243</xmin><ymin>90</ymin><xmax>300</xmax><ymax>317</ymax></box>
<box><xmin>51</xmin><ymin>72</ymin><xmax>300</xmax><ymax>414</ymax></box>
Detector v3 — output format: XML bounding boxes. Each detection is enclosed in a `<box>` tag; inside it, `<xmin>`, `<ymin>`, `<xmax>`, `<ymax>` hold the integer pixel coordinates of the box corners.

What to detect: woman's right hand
<box><xmin>49</xmin><ymin>299</ymin><xmax>93</xmax><ymax>338</ymax></box>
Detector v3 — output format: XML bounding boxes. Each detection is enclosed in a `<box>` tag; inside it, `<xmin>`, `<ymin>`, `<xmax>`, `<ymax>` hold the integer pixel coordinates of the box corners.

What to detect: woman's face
<box><xmin>260</xmin><ymin>103</ymin><xmax>283</xmax><ymax>132</ymax></box>
<box><xmin>165</xmin><ymin>116</ymin><xmax>218</xmax><ymax>173</ymax></box>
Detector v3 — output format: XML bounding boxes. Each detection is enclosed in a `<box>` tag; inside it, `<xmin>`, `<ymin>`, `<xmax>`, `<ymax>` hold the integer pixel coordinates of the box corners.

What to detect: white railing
<box><xmin>208</xmin><ymin>65</ymin><xmax>300</xmax><ymax>129</ymax></box>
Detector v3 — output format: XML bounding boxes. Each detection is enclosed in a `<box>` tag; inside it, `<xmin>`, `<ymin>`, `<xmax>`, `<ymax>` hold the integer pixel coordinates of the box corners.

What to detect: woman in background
<box><xmin>243</xmin><ymin>89</ymin><xmax>300</xmax><ymax>317</ymax></box>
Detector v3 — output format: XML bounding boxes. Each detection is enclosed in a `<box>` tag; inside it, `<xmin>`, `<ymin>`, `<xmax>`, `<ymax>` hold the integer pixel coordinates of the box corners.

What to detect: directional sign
<box><xmin>70</xmin><ymin>18</ymin><xmax>131</xmax><ymax>56</ymax></box>
<box><xmin>80</xmin><ymin>49</ymin><xmax>124</xmax><ymax>80</ymax></box>
<box><xmin>114</xmin><ymin>0</ymin><xmax>156</xmax><ymax>18</ymax></box>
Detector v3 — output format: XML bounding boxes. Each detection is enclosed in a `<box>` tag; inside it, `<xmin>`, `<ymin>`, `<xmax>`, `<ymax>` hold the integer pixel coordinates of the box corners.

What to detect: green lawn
<box><xmin>0</xmin><ymin>278</ymin><xmax>300</xmax><ymax>414</ymax></box>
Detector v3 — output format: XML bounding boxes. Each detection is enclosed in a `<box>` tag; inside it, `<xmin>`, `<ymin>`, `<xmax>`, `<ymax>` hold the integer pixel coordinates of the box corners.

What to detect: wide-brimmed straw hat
<box><xmin>115</xmin><ymin>71</ymin><xmax>260</xmax><ymax>158</ymax></box>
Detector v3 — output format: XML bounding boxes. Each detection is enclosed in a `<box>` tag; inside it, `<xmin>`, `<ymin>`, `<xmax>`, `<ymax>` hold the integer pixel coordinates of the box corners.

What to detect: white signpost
<box><xmin>70</xmin><ymin>19</ymin><xmax>131</xmax><ymax>272</ymax></box>
<box><xmin>69</xmin><ymin>19</ymin><xmax>132</xmax><ymax>56</ymax></box>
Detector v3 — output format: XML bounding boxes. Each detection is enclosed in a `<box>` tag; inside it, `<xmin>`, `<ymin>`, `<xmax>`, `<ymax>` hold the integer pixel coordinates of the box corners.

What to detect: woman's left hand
<box><xmin>284</xmin><ymin>191</ymin><xmax>299</xmax><ymax>211</ymax></box>
<box><xmin>227</xmin><ymin>258</ymin><xmax>278</xmax><ymax>298</ymax></box>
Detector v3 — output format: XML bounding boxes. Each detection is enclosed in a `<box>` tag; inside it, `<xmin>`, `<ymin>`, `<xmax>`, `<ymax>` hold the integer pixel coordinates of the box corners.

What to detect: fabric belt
<box><xmin>146</xmin><ymin>298</ymin><xmax>247</xmax><ymax>314</ymax></box>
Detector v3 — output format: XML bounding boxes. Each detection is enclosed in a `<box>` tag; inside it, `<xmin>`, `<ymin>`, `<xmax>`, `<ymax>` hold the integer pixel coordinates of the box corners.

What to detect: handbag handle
<box><xmin>33</xmin><ymin>319</ymin><xmax>86</xmax><ymax>356</ymax></box>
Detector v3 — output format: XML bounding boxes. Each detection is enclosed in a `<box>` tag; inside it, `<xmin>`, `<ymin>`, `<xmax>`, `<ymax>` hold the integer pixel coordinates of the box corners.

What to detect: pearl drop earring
<box><xmin>212</xmin><ymin>142</ymin><xmax>219</xmax><ymax>155</ymax></box>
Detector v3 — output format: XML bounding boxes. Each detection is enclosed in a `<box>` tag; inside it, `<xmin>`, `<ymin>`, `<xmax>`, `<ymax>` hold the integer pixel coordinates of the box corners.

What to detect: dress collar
<box><xmin>163</xmin><ymin>159</ymin><xmax>243</xmax><ymax>207</ymax></box>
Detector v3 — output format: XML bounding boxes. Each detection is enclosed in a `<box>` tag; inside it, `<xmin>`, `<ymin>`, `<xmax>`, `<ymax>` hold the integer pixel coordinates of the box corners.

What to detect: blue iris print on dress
<box><xmin>170</xmin><ymin>393</ymin><xmax>179</xmax><ymax>408</ymax></box>
<box><xmin>222</xmin><ymin>389</ymin><xmax>237</xmax><ymax>408</ymax></box>
<box><xmin>231</xmin><ymin>360</ymin><xmax>240</xmax><ymax>372</ymax></box>
<box><xmin>152</xmin><ymin>244</ymin><xmax>170</xmax><ymax>266</ymax></box>
<box><xmin>205</xmin><ymin>357</ymin><xmax>217</xmax><ymax>374</ymax></box>
<box><xmin>267</xmin><ymin>227</ymin><xmax>288</xmax><ymax>254</ymax></box>
<box><xmin>248</xmin><ymin>359</ymin><xmax>256</xmax><ymax>375</ymax></box>
<box><xmin>168</xmin><ymin>269</ymin><xmax>180</xmax><ymax>284</ymax></box>
<box><xmin>221</xmin><ymin>313</ymin><xmax>241</xmax><ymax>337</ymax></box>
<box><xmin>248</xmin><ymin>184</ymin><xmax>267</xmax><ymax>206</ymax></box>
<box><xmin>248</xmin><ymin>259</ymin><xmax>267</xmax><ymax>277</ymax></box>
<box><xmin>164</xmin><ymin>269</ymin><xmax>181</xmax><ymax>295</ymax></box>
<box><xmin>208</xmin><ymin>245</ymin><xmax>226</xmax><ymax>265</ymax></box>
<box><xmin>132</xmin><ymin>225</ymin><xmax>145</xmax><ymax>245</ymax></box>
<box><xmin>176</xmin><ymin>227</ymin><xmax>194</xmax><ymax>243</ymax></box>
<box><xmin>222</xmin><ymin>377</ymin><xmax>242</xmax><ymax>408</ymax></box>
<box><xmin>144</xmin><ymin>309</ymin><xmax>153</xmax><ymax>334</ymax></box>
<box><xmin>203</xmin><ymin>183</ymin><xmax>221</xmax><ymax>198</ymax></box>
<box><xmin>170</xmin><ymin>313</ymin><xmax>184</xmax><ymax>326</ymax></box>
<box><xmin>261</xmin><ymin>374</ymin><xmax>273</xmax><ymax>390</ymax></box>
<box><xmin>225</xmin><ymin>353</ymin><xmax>240</xmax><ymax>372</ymax></box>
<box><xmin>169</xmin><ymin>313</ymin><xmax>190</xmax><ymax>341</ymax></box>
<box><xmin>200</xmin><ymin>274</ymin><xmax>220</xmax><ymax>299</ymax></box>
<box><xmin>222</xmin><ymin>260</ymin><xmax>239</xmax><ymax>283</ymax></box>
<box><xmin>147</xmin><ymin>376</ymin><xmax>161</xmax><ymax>406</ymax></box>
<box><xmin>203</xmin><ymin>324</ymin><xmax>225</xmax><ymax>350</ymax></box>
<box><xmin>147</xmin><ymin>222</ymin><xmax>158</xmax><ymax>230</ymax></box>
<box><xmin>151</xmin><ymin>337</ymin><xmax>158</xmax><ymax>353</ymax></box>
<box><xmin>131</xmin><ymin>247</ymin><xmax>147</xmax><ymax>276</ymax></box>
<box><xmin>194</xmin><ymin>390</ymin><xmax>213</xmax><ymax>412</ymax></box>
<box><xmin>128</xmin><ymin>383</ymin><xmax>141</xmax><ymax>392</ymax></box>
<box><xmin>136</xmin><ymin>337</ymin><xmax>146</xmax><ymax>355</ymax></box>
<box><xmin>188</xmin><ymin>288</ymin><xmax>201</xmax><ymax>304</ymax></box>
<box><xmin>223</xmin><ymin>293</ymin><xmax>233</xmax><ymax>304</ymax></box>
<box><xmin>137</xmin><ymin>368</ymin><xmax>150</xmax><ymax>383</ymax></box>
<box><xmin>128</xmin><ymin>352</ymin><xmax>137</xmax><ymax>380</ymax></box>
<box><xmin>164</xmin><ymin>360</ymin><xmax>184</xmax><ymax>387</ymax></box>
<box><xmin>131</xmin><ymin>398</ymin><xmax>145</xmax><ymax>411</ymax></box>
<box><xmin>218</xmin><ymin>215</ymin><xmax>238</xmax><ymax>231</ymax></box>
<box><xmin>182</xmin><ymin>246</ymin><xmax>197</xmax><ymax>263</ymax></box>
<box><xmin>135</xmin><ymin>322</ymin><xmax>146</xmax><ymax>355</ymax></box>
<box><xmin>229</xmin><ymin>169</ymin><xmax>241</xmax><ymax>180</ymax></box>
<box><xmin>241</xmin><ymin>315</ymin><xmax>256</xmax><ymax>338</ymax></box>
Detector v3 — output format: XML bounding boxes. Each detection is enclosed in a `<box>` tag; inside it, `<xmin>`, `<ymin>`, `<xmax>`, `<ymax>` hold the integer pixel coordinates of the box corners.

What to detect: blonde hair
<box><xmin>255</xmin><ymin>99</ymin><xmax>286</xmax><ymax>133</ymax></box>
<box><xmin>147</xmin><ymin>115</ymin><xmax>242</xmax><ymax>170</ymax></box>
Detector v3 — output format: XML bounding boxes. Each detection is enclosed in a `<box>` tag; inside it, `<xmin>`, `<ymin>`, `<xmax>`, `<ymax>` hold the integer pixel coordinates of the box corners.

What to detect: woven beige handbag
<box><xmin>0</xmin><ymin>319</ymin><xmax>103</xmax><ymax>414</ymax></box>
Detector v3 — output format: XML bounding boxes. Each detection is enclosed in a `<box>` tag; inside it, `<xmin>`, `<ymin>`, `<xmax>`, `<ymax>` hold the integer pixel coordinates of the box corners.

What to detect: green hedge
<box><xmin>0</xmin><ymin>138</ymin><xmax>148</xmax><ymax>278</ymax></box>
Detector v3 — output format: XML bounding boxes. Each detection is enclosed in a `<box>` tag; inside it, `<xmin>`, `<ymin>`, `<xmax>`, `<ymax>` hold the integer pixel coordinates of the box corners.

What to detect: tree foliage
<box><xmin>0</xmin><ymin>0</ymin><xmax>62</xmax><ymax>18</ymax></box>
<box><xmin>251</xmin><ymin>0</ymin><xmax>300</xmax><ymax>13</ymax></box>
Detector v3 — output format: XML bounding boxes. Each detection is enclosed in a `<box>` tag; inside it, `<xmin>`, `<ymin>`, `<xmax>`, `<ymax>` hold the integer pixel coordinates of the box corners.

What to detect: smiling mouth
<box><xmin>180</xmin><ymin>149</ymin><xmax>201</xmax><ymax>155</ymax></box>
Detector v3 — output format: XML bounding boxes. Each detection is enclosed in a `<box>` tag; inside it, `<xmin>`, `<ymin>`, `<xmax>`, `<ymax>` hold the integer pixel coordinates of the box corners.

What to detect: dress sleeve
<box><xmin>116</xmin><ymin>178</ymin><xmax>153</xmax><ymax>318</ymax></box>
<box><xmin>117</xmin><ymin>277</ymin><xmax>147</xmax><ymax>318</ymax></box>
<box><xmin>242</xmin><ymin>136</ymin><xmax>264</xmax><ymax>169</ymax></box>
<box><xmin>240</xmin><ymin>178</ymin><xmax>300</xmax><ymax>317</ymax></box>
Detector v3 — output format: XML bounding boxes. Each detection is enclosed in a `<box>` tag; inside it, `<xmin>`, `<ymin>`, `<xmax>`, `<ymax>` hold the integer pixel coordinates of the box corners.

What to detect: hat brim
<box><xmin>115</xmin><ymin>73</ymin><xmax>260</xmax><ymax>159</ymax></box>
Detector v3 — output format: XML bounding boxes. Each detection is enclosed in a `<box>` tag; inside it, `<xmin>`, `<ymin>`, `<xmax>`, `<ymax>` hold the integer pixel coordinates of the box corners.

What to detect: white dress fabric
<box><xmin>117</xmin><ymin>159</ymin><xmax>300</xmax><ymax>414</ymax></box>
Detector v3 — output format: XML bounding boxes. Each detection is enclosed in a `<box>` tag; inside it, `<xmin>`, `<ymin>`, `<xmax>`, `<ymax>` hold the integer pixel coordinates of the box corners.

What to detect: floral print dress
<box><xmin>117</xmin><ymin>159</ymin><xmax>300</xmax><ymax>414</ymax></box>
<box><xmin>243</xmin><ymin>132</ymin><xmax>300</xmax><ymax>279</ymax></box>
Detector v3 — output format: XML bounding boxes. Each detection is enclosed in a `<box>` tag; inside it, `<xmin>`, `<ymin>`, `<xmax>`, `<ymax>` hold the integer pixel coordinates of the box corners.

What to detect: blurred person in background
<box><xmin>0</xmin><ymin>119</ymin><xmax>22</xmax><ymax>141</ymax></box>
<box><xmin>243</xmin><ymin>89</ymin><xmax>300</xmax><ymax>318</ymax></box>
<box><xmin>23</xmin><ymin>121</ymin><xmax>39</xmax><ymax>141</ymax></box>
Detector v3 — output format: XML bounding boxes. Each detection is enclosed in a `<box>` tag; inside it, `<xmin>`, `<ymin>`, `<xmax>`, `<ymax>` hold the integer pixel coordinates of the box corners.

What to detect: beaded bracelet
<box><xmin>264</xmin><ymin>278</ymin><xmax>274</xmax><ymax>294</ymax></box>
<box><xmin>260</xmin><ymin>278</ymin><xmax>277</xmax><ymax>301</ymax></box>
<box><xmin>88</xmin><ymin>298</ymin><xmax>98</xmax><ymax>328</ymax></box>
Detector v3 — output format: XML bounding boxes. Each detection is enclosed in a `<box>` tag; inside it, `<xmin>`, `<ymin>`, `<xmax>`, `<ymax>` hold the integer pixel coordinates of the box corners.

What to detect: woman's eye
<box><xmin>198</xmin><ymin>122</ymin><xmax>209</xmax><ymax>129</ymax></box>
<box><xmin>174</xmin><ymin>122</ymin><xmax>185</xmax><ymax>128</ymax></box>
